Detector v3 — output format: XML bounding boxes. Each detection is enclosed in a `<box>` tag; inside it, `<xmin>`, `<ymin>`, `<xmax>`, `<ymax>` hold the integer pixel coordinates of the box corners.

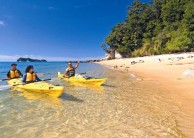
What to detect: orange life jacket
<box><xmin>10</xmin><ymin>70</ymin><xmax>20</xmax><ymax>79</ymax></box>
<box><xmin>26</xmin><ymin>72</ymin><xmax>36</xmax><ymax>82</ymax></box>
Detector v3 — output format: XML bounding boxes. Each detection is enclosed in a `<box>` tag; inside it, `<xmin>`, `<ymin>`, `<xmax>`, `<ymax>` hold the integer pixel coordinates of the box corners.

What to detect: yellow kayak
<box><xmin>7</xmin><ymin>78</ymin><xmax>64</xmax><ymax>98</ymax></box>
<box><xmin>58</xmin><ymin>72</ymin><xmax>107</xmax><ymax>86</ymax></box>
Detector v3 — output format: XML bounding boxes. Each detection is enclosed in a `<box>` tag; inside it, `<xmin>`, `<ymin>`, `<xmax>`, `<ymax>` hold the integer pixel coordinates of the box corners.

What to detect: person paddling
<box><xmin>7</xmin><ymin>64</ymin><xmax>23</xmax><ymax>80</ymax></box>
<box><xmin>64</xmin><ymin>61</ymin><xmax>80</xmax><ymax>77</ymax></box>
<box><xmin>22</xmin><ymin>65</ymin><xmax>41</xmax><ymax>83</ymax></box>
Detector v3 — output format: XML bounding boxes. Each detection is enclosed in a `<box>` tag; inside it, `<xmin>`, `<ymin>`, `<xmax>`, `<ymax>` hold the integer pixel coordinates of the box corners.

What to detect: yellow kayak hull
<box><xmin>7</xmin><ymin>79</ymin><xmax>64</xmax><ymax>98</ymax></box>
<box><xmin>58</xmin><ymin>72</ymin><xmax>107</xmax><ymax>86</ymax></box>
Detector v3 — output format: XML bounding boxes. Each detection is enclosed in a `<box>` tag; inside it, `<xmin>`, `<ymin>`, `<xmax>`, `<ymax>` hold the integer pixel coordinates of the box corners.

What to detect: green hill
<box><xmin>102</xmin><ymin>0</ymin><xmax>194</xmax><ymax>58</ymax></box>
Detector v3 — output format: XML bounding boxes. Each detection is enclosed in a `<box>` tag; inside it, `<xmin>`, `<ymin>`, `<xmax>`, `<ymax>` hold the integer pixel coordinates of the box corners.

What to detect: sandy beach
<box><xmin>97</xmin><ymin>53</ymin><xmax>194</xmax><ymax>136</ymax></box>
<box><xmin>98</xmin><ymin>53</ymin><xmax>194</xmax><ymax>97</ymax></box>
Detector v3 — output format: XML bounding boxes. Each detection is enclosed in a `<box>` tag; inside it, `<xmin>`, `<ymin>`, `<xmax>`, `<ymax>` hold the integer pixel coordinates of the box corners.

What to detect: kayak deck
<box><xmin>8</xmin><ymin>79</ymin><xmax>64</xmax><ymax>98</ymax></box>
<box><xmin>58</xmin><ymin>72</ymin><xmax>107</xmax><ymax>86</ymax></box>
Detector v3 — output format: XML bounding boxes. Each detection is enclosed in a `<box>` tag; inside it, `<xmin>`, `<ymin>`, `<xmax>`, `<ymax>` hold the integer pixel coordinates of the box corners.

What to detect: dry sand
<box><xmin>97</xmin><ymin>53</ymin><xmax>194</xmax><ymax>99</ymax></box>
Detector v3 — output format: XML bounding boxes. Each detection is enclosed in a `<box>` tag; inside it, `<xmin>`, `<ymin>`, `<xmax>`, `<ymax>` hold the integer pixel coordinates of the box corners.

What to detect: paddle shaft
<box><xmin>0</xmin><ymin>78</ymin><xmax>52</xmax><ymax>90</ymax></box>
<box><xmin>0</xmin><ymin>79</ymin><xmax>8</xmax><ymax>82</ymax></box>
<box><xmin>11</xmin><ymin>79</ymin><xmax>52</xmax><ymax>86</ymax></box>
<box><xmin>42</xmin><ymin>79</ymin><xmax>51</xmax><ymax>81</ymax></box>
<box><xmin>79</xmin><ymin>72</ymin><xmax>86</xmax><ymax>75</ymax></box>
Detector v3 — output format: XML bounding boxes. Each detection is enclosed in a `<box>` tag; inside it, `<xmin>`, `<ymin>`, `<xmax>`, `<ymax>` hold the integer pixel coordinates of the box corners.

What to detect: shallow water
<box><xmin>0</xmin><ymin>62</ymin><xmax>193</xmax><ymax>137</ymax></box>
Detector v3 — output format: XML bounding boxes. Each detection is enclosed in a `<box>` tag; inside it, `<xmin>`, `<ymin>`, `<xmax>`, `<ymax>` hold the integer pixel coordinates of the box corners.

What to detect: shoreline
<box><xmin>97</xmin><ymin>53</ymin><xmax>194</xmax><ymax>98</ymax></box>
<box><xmin>96</xmin><ymin>53</ymin><xmax>194</xmax><ymax>136</ymax></box>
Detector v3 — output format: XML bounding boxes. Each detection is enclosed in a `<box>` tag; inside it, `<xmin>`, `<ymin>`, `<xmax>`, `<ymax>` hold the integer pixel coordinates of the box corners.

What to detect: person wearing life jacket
<box><xmin>64</xmin><ymin>61</ymin><xmax>80</xmax><ymax>77</ymax></box>
<box><xmin>7</xmin><ymin>64</ymin><xmax>23</xmax><ymax>79</ymax></box>
<box><xmin>22</xmin><ymin>65</ymin><xmax>41</xmax><ymax>83</ymax></box>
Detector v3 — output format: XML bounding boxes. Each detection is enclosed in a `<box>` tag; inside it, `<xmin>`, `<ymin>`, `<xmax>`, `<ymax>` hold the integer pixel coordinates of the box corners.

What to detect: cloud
<box><xmin>0</xmin><ymin>55</ymin><xmax>103</xmax><ymax>62</ymax></box>
<box><xmin>0</xmin><ymin>21</ymin><xmax>5</xmax><ymax>27</ymax></box>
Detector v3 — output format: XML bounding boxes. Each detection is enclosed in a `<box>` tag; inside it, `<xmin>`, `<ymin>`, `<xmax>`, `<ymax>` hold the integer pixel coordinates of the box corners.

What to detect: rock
<box><xmin>154</xmin><ymin>58</ymin><xmax>161</xmax><ymax>62</ymax></box>
<box><xmin>114</xmin><ymin>65</ymin><xmax>118</xmax><ymax>69</ymax></box>
<box><xmin>175</xmin><ymin>57</ymin><xmax>184</xmax><ymax>61</ymax></box>
<box><xmin>131</xmin><ymin>61</ymin><xmax>137</xmax><ymax>65</ymax></box>
<box><xmin>139</xmin><ymin>60</ymin><xmax>144</xmax><ymax>63</ymax></box>
<box><xmin>182</xmin><ymin>69</ymin><xmax>194</xmax><ymax>77</ymax></box>
<box><xmin>103</xmin><ymin>50</ymin><xmax>125</xmax><ymax>60</ymax></box>
<box><xmin>104</xmin><ymin>49</ymin><xmax>115</xmax><ymax>60</ymax></box>
<box><xmin>120</xmin><ymin>64</ymin><xmax>125</xmax><ymax>67</ymax></box>
<box><xmin>124</xmin><ymin>68</ymin><xmax>128</xmax><ymax>71</ymax></box>
<box><xmin>169</xmin><ymin>57</ymin><xmax>184</xmax><ymax>61</ymax></box>
<box><xmin>187</xmin><ymin>55</ymin><xmax>194</xmax><ymax>58</ymax></box>
<box><xmin>115</xmin><ymin>51</ymin><xmax>122</xmax><ymax>59</ymax></box>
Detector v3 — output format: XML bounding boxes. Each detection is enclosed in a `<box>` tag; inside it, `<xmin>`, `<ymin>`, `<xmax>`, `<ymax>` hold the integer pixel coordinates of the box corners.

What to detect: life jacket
<box><xmin>10</xmin><ymin>70</ymin><xmax>20</xmax><ymax>79</ymax></box>
<box><xmin>67</xmin><ymin>67</ymin><xmax>75</xmax><ymax>77</ymax></box>
<box><xmin>26</xmin><ymin>72</ymin><xmax>36</xmax><ymax>83</ymax></box>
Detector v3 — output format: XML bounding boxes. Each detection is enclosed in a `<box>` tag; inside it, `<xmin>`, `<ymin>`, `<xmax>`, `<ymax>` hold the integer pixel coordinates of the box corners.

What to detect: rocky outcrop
<box><xmin>104</xmin><ymin>49</ymin><xmax>115</xmax><ymax>60</ymax></box>
<box><xmin>17</xmin><ymin>57</ymin><xmax>47</xmax><ymax>62</ymax></box>
<box><xmin>115</xmin><ymin>51</ymin><xmax>122</xmax><ymax>59</ymax></box>
<box><xmin>104</xmin><ymin>49</ymin><xmax>123</xmax><ymax>60</ymax></box>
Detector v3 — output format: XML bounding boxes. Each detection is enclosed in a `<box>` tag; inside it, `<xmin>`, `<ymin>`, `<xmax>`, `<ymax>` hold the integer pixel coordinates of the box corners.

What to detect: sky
<box><xmin>0</xmin><ymin>0</ymin><xmax>149</xmax><ymax>61</ymax></box>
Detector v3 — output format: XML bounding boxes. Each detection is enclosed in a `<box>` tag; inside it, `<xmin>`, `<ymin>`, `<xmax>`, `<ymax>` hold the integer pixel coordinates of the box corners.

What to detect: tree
<box><xmin>101</xmin><ymin>0</ymin><xmax>194</xmax><ymax>57</ymax></box>
<box><xmin>183</xmin><ymin>1</ymin><xmax>194</xmax><ymax>49</ymax></box>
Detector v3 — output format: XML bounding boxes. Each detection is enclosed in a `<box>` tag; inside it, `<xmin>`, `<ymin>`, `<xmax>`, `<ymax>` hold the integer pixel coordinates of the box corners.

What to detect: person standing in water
<box><xmin>64</xmin><ymin>61</ymin><xmax>80</xmax><ymax>77</ymax></box>
<box><xmin>7</xmin><ymin>64</ymin><xmax>23</xmax><ymax>79</ymax></box>
<box><xmin>22</xmin><ymin>65</ymin><xmax>41</xmax><ymax>83</ymax></box>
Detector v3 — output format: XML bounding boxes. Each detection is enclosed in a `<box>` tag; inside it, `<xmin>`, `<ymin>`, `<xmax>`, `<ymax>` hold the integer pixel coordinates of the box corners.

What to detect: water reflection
<box><xmin>9</xmin><ymin>90</ymin><xmax>63</xmax><ymax>108</ymax></box>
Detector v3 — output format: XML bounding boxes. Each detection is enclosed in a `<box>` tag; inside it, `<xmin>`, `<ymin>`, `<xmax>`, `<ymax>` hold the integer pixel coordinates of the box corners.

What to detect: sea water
<box><xmin>0</xmin><ymin>62</ymin><xmax>193</xmax><ymax>137</ymax></box>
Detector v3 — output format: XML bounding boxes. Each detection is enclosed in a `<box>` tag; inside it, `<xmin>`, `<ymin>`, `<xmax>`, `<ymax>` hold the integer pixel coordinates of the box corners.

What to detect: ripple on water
<box><xmin>0</xmin><ymin>68</ymin><xmax>192</xmax><ymax>137</ymax></box>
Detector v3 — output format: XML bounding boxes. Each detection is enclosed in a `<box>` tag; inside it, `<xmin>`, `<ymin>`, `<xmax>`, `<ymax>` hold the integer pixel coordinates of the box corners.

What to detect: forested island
<box><xmin>102</xmin><ymin>0</ymin><xmax>194</xmax><ymax>58</ymax></box>
<box><xmin>17</xmin><ymin>57</ymin><xmax>47</xmax><ymax>62</ymax></box>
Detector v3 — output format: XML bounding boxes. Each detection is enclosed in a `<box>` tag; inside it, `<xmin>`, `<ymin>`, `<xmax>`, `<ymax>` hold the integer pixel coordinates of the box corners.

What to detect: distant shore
<box><xmin>97</xmin><ymin>53</ymin><xmax>194</xmax><ymax>92</ymax></box>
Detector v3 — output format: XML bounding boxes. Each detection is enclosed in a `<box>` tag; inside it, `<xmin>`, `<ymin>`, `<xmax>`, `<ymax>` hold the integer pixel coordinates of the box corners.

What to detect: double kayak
<box><xmin>58</xmin><ymin>72</ymin><xmax>107</xmax><ymax>86</ymax></box>
<box><xmin>7</xmin><ymin>79</ymin><xmax>64</xmax><ymax>98</ymax></box>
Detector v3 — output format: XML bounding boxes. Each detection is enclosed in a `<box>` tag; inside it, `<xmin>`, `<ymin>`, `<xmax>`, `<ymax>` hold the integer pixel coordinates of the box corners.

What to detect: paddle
<box><xmin>0</xmin><ymin>85</ymin><xmax>12</xmax><ymax>91</ymax></box>
<box><xmin>0</xmin><ymin>78</ymin><xmax>52</xmax><ymax>91</ymax></box>
<box><xmin>0</xmin><ymin>79</ymin><xmax>8</xmax><ymax>82</ymax></box>
<box><xmin>0</xmin><ymin>83</ymin><xmax>26</xmax><ymax>91</ymax></box>
<box><xmin>79</xmin><ymin>72</ymin><xmax>86</xmax><ymax>75</ymax></box>
<box><xmin>42</xmin><ymin>79</ymin><xmax>52</xmax><ymax>81</ymax></box>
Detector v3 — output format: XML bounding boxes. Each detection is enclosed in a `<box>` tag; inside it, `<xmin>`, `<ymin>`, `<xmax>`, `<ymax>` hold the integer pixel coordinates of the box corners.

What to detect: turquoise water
<box><xmin>0</xmin><ymin>62</ymin><xmax>105</xmax><ymax>80</ymax></box>
<box><xmin>0</xmin><ymin>62</ymin><xmax>193</xmax><ymax>137</ymax></box>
